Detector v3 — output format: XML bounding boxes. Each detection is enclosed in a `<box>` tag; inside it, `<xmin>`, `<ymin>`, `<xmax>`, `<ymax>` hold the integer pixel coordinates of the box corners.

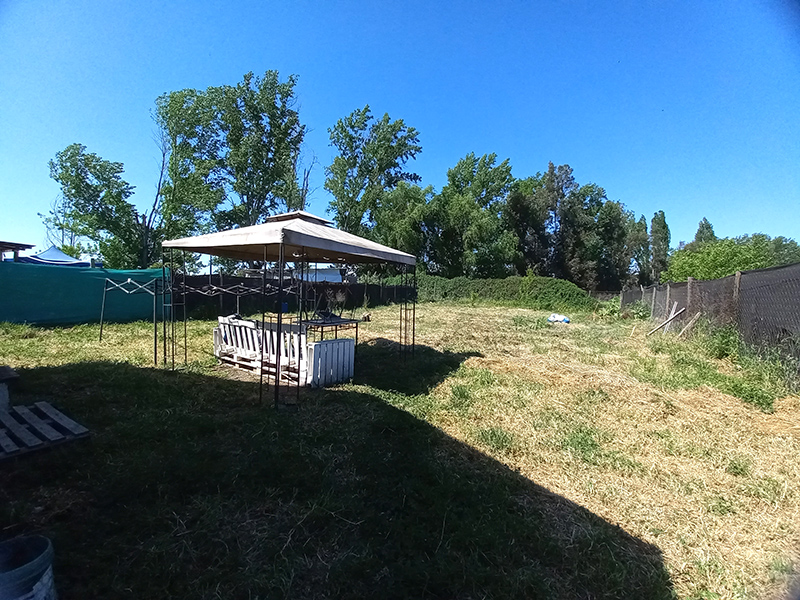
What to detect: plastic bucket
<box><xmin>0</xmin><ymin>535</ymin><xmax>56</xmax><ymax>600</ymax></box>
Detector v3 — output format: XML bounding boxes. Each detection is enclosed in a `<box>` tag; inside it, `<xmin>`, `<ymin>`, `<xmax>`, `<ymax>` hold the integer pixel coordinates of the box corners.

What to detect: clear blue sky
<box><xmin>1</xmin><ymin>0</ymin><xmax>799</xmax><ymax>252</ymax></box>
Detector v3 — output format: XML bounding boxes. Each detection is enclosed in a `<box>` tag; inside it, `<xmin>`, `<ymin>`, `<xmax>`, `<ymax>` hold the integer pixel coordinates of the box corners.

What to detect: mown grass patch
<box><xmin>1</xmin><ymin>303</ymin><xmax>798</xmax><ymax>599</ymax></box>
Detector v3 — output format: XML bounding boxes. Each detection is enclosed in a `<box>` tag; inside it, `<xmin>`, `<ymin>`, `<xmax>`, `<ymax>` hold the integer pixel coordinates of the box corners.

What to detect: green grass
<box><xmin>630</xmin><ymin>336</ymin><xmax>784</xmax><ymax>411</ymax></box>
<box><xmin>476</xmin><ymin>426</ymin><xmax>515</xmax><ymax>453</ymax></box>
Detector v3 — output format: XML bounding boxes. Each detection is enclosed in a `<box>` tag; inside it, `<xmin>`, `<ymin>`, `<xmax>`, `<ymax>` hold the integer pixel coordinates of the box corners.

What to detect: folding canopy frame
<box><xmin>160</xmin><ymin>211</ymin><xmax>417</xmax><ymax>407</ymax></box>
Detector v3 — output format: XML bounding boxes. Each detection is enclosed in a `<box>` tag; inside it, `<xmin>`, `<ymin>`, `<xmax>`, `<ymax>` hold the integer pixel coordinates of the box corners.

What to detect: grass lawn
<box><xmin>1</xmin><ymin>304</ymin><xmax>798</xmax><ymax>599</ymax></box>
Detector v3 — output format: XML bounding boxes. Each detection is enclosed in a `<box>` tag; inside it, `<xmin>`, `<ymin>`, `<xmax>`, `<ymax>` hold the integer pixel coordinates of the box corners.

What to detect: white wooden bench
<box><xmin>213</xmin><ymin>316</ymin><xmax>354</xmax><ymax>387</ymax></box>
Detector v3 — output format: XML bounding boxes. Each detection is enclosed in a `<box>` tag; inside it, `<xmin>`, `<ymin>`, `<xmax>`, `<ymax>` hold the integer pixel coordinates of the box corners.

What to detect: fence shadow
<box><xmin>2</xmin><ymin>362</ymin><xmax>674</xmax><ymax>599</ymax></box>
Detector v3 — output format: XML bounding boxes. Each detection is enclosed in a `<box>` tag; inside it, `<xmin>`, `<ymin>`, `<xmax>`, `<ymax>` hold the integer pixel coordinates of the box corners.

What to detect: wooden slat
<box><xmin>12</xmin><ymin>406</ymin><xmax>65</xmax><ymax>442</ymax></box>
<box><xmin>0</xmin><ymin>429</ymin><xmax>19</xmax><ymax>454</ymax></box>
<box><xmin>33</xmin><ymin>402</ymin><xmax>89</xmax><ymax>436</ymax></box>
<box><xmin>0</xmin><ymin>410</ymin><xmax>43</xmax><ymax>448</ymax></box>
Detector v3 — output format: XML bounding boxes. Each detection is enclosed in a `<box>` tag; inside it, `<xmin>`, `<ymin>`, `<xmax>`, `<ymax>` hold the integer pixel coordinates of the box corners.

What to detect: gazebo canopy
<box><xmin>163</xmin><ymin>211</ymin><xmax>415</xmax><ymax>266</ymax></box>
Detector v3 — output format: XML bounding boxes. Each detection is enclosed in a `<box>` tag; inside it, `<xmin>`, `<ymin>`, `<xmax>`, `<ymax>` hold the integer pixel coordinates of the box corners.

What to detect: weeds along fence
<box><xmin>621</xmin><ymin>262</ymin><xmax>800</xmax><ymax>351</ymax></box>
<box><xmin>182</xmin><ymin>275</ymin><xmax>415</xmax><ymax>317</ymax></box>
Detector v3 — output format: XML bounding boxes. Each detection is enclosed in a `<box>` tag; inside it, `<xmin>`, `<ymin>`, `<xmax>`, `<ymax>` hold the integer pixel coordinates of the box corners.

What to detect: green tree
<box><xmin>325</xmin><ymin>105</ymin><xmax>421</xmax><ymax>235</ymax></box>
<box><xmin>425</xmin><ymin>153</ymin><xmax>517</xmax><ymax>278</ymax></box>
<box><xmin>770</xmin><ymin>235</ymin><xmax>800</xmax><ymax>265</ymax></box>
<box><xmin>372</xmin><ymin>182</ymin><xmax>431</xmax><ymax>259</ymax></box>
<box><xmin>664</xmin><ymin>233</ymin><xmax>800</xmax><ymax>282</ymax></box>
<box><xmin>627</xmin><ymin>215</ymin><xmax>652</xmax><ymax>286</ymax></box>
<box><xmin>650</xmin><ymin>210</ymin><xmax>670</xmax><ymax>283</ymax></box>
<box><xmin>214</xmin><ymin>71</ymin><xmax>305</xmax><ymax>228</ymax></box>
<box><xmin>156</xmin><ymin>70</ymin><xmax>306</xmax><ymax>233</ymax></box>
<box><xmin>664</xmin><ymin>236</ymin><xmax>773</xmax><ymax>281</ymax></box>
<box><xmin>594</xmin><ymin>200</ymin><xmax>634</xmax><ymax>290</ymax></box>
<box><xmin>38</xmin><ymin>194</ymin><xmax>97</xmax><ymax>259</ymax></box>
<box><xmin>693</xmin><ymin>217</ymin><xmax>716</xmax><ymax>245</ymax></box>
<box><xmin>154</xmin><ymin>88</ymin><xmax>223</xmax><ymax>241</ymax></box>
<box><xmin>48</xmin><ymin>143</ymin><xmax>152</xmax><ymax>269</ymax></box>
<box><xmin>504</xmin><ymin>173</ymin><xmax>549</xmax><ymax>275</ymax></box>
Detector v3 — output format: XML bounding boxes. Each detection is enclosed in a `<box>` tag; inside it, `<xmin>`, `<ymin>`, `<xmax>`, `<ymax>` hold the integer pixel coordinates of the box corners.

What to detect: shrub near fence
<box><xmin>395</xmin><ymin>273</ymin><xmax>596</xmax><ymax>312</ymax></box>
<box><xmin>183</xmin><ymin>273</ymin><xmax>598</xmax><ymax>317</ymax></box>
<box><xmin>621</xmin><ymin>262</ymin><xmax>800</xmax><ymax>350</ymax></box>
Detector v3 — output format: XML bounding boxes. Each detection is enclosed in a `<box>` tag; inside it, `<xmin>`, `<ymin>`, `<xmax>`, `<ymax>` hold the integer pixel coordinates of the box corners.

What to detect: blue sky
<box><xmin>1</xmin><ymin>0</ymin><xmax>799</xmax><ymax>253</ymax></box>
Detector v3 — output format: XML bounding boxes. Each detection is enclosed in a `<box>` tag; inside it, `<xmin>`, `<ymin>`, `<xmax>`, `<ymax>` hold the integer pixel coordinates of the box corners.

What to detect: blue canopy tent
<box><xmin>11</xmin><ymin>245</ymin><xmax>102</xmax><ymax>267</ymax></box>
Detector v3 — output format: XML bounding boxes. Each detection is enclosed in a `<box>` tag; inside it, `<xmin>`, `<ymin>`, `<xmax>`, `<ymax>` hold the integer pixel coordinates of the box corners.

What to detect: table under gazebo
<box><xmin>160</xmin><ymin>211</ymin><xmax>417</xmax><ymax>407</ymax></box>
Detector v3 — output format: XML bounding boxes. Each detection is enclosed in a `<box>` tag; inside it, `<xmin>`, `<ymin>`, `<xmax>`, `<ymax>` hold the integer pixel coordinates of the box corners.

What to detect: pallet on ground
<box><xmin>0</xmin><ymin>402</ymin><xmax>90</xmax><ymax>461</ymax></box>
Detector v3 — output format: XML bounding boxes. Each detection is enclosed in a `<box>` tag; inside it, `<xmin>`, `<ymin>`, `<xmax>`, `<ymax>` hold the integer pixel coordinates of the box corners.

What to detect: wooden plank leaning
<box><xmin>678</xmin><ymin>312</ymin><xmax>703</xmax><ymax>338</ymax></box>
<box><xmin>647</xmin><ymin>307</ymin><xmax>687</xmax><ymax>336</ymax></box>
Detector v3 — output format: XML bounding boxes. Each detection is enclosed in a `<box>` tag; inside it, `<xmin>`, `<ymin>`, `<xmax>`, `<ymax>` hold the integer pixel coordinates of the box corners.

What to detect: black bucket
<box><xmin>0</xmin><ymin>535</ymin><xmax>56</xmax><ymax>599</ymax></box>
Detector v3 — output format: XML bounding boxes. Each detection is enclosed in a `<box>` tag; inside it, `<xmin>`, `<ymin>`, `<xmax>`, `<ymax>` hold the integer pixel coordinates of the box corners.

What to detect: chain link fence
<box><xmin>621</xmin><ymin>262</ymin><xmax>800</xmax><ymax>352</ymax></box>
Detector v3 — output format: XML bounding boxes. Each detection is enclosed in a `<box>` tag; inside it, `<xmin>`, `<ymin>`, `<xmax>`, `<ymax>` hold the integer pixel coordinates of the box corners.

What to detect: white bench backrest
<box><xmin>219</xmin><ymin>316</ymin><xmax>307</xmax><ymax>366</ymax></box>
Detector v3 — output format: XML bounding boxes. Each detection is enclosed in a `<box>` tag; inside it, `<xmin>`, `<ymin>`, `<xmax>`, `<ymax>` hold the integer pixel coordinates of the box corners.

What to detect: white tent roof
<box><xmin>162</xmin><ymin>211</ymin><xmax>416</xmax><ymax>266</ymax></box>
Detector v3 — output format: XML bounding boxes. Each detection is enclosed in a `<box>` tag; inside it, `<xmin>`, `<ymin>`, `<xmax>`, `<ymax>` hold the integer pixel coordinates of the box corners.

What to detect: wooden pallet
<box><xmin>0</xmin><ymin>402</ymin><xmax>89</xmax><ymax>461</ymax></box>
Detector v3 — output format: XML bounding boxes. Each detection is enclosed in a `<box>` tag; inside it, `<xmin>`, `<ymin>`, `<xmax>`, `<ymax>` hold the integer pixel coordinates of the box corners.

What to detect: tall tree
<box><xmin>48</xmin><ymin>143</ymin><xmax>151</xmax><ymax>269</ymax></box>
<box><xmin>325</xmin><ymin>106</ymin><xmax>421</xmax><ymax>235</ymax></box>
<box><xmin>650</xmin><ymin>210</ymin><xmax>670</xmax><ymax>283</ymax></box>
<box><xmin>155</xmin><ymin>70</ymin><xmax>306</xmax><ymax>233</ymax></box>
<box><xmin>154</xmin><ymin>88</ymin><xmax>223</xmax><ymax>241</ymax></box>
<box><xmin>504</xmin><ymin>174</ymin><xmax>549</xmax><ymax>275</ymax></box>
<box><xmin>425</xmin><ymin>153</ymin><xmax>517</xmax><ymax>278</ymax></box>
<box><xmin>214</xmin><ymin>71</ymin><xmax>305</xmax><ymax>228</ymax></box>
<box><xmin>594</xmin><ymin>200</ymin><xmax>634</xmax><ymax>290</ymax></box>
<box><xmin>693</xmin><ymin>217</ymin><xmax>716</xmax><ymax>245</ymax></box>
<box><xmin>372</xmin><ymin>182</ymin><xmax>431</xmax><ymax>259</ymax></box>
<box><xmin>38</xmin><ymin>194</ymin><xmax>96</xmax><ymax>259</ymax></box>
<box><xmin>627</xmin><ymin>215</ymin><xmax>652</xmax><ymax>286</ymax></box>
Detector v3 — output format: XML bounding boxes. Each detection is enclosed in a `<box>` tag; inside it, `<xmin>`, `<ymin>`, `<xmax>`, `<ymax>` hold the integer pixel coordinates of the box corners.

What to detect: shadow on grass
<box><xmin>1</xmin><ymin>359</ymin><xmax>674</xmax><ymax>599</ymax></box>
<box><xmin>354</xmin><ymin>338</ymin><xmax>481</xmax><ymax>396</ymax></box>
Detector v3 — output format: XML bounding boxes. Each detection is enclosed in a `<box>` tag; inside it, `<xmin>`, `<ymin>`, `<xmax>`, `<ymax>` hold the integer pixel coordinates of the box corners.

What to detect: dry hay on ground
<box><xmin>361</xmin><ymin>304</ymin><xmax>800</xmax><ymax>600</ymax></box>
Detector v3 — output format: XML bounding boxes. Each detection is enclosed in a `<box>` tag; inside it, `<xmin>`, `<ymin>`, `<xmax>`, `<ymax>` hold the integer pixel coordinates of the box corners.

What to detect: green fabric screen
<box><xmin>0</xmin><ymin>262</ymin><xmax>166</xmax><ymax>325</ymax></box>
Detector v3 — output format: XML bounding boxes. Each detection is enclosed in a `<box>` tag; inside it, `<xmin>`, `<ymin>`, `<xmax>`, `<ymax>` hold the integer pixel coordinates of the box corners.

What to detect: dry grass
<box><xmin>363</xmin><ymin>304</ymin><xmax>800</xmax><ymax>600</ymax></box>
<box><xmin>2</xmin><ymin>305</ymin><xmax>798</xmax><ymax>598</ymax></box>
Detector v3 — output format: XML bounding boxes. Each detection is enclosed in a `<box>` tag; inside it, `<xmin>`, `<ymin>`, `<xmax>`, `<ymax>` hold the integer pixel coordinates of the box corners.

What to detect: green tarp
<box><xmin>0</xmin><ymin>262</ymin><xmax>165</xmax><ymax>325</ymax></box>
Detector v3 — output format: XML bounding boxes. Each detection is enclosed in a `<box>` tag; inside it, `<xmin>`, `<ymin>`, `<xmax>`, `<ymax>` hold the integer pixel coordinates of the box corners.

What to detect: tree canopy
<box><xmin>664</xmin><ymin>233</ymin><xmax>800</xmax><ymax>282</ymax></box>
<box><xmin>325</xmin><ymin>105</ymin><xmax>421</xmax><ymax>235</ymax></box>
<box><xmin>155</xmin><ymin>70</ymin><xmax>306</xmax><ymax>232</ymax></box>
<box><xmin>48</xmin><ymin>143</ymin><xmax>150</xmax><ymax>269</ymax></box>
<box><xmin>44</xmin><ymin>70</ymin><xmax>800</xmax><ymax>289</ymax></box>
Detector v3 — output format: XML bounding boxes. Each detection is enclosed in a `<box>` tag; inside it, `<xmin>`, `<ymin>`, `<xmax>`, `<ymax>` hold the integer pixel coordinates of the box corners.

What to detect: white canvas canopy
<box><xmin>162</xmin><ymin>211</ymin><xmax>415</xmax><ymax>266</ymax></box>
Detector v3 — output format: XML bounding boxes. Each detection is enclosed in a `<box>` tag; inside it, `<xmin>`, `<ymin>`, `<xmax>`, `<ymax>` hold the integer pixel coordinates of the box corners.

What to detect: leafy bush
<box><xmin>394</xmin><ymin>272</ymin><xmax>596</xmax><ymax>312</ymax></box>
<box><xmin>621</xmin><ymin>300</ymin><xmax>651</xmax><ymax>320</ymax></box>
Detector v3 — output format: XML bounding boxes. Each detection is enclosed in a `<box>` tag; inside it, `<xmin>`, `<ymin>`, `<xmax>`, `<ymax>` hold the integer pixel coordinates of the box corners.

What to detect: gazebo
<box><xmin>161</xmin><ymin>211</ymin><xmax>417</xmax><ymax>406</ymax></box>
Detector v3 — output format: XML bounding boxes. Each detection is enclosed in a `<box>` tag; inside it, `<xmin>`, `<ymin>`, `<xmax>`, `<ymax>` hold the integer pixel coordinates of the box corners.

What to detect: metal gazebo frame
<box><xmin>159</xmin><ymin>212</ymin><xmax>417</xmax><ymax>408</ymax></box>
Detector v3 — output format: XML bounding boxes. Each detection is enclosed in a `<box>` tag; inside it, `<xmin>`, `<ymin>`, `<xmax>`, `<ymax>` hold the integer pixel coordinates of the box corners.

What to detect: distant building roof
<box><xmin>0</xmin><ymin>240</ymin><xmax>34</xmax><ymax>253</ymax></box>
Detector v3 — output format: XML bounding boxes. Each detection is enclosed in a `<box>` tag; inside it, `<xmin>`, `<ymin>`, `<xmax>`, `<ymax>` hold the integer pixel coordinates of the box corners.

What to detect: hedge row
<box><xmin>387</xmin><ymin>273</ymin><xmax>597</xmax><ymax>312</ymax></box>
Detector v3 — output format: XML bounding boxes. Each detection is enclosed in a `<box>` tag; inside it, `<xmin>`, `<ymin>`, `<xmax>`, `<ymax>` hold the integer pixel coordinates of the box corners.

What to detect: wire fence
<box><xmin>181</xmin><ymin>274</ymin><xmax>416</xmax><ymax>317</ymax></box>
<box><xmin>620</xmin><ymin>262</ymin><xmax>800</xmax><ymax>352</ymax></box>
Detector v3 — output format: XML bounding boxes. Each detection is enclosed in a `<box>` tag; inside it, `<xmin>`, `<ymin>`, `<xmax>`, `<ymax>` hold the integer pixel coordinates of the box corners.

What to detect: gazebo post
<box><xmin>259</xmin><ymin>246</ymin><xmax>267</xmax><ymax>405</ymax></box>
<box><xmin>275</xmin><ymin>243</ymin><xmax>285</xmax><ymax>408</ymax></box>
<box><xmin>412</xmin><ymin>268</ymin><xmax>416</xmax><ymax>357</ymax></box>
<box><xmin>161</xmin><ymin>257</ymin><xmax>167</xmax><ymax>366</ymax></box>
<box><xmin>170</xmin><ymin>248</ymin><xmax>175</xmax><ymax>371</ymax></box>
<box><xmin>182</xmin><ymin>251</ymin><xmax>187</xmax><ymax>365</ymax></box>
<box><xmin>297</xmin><ymin>248</ymin><xmax>305</xmax><ymax>405</ymax></box>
